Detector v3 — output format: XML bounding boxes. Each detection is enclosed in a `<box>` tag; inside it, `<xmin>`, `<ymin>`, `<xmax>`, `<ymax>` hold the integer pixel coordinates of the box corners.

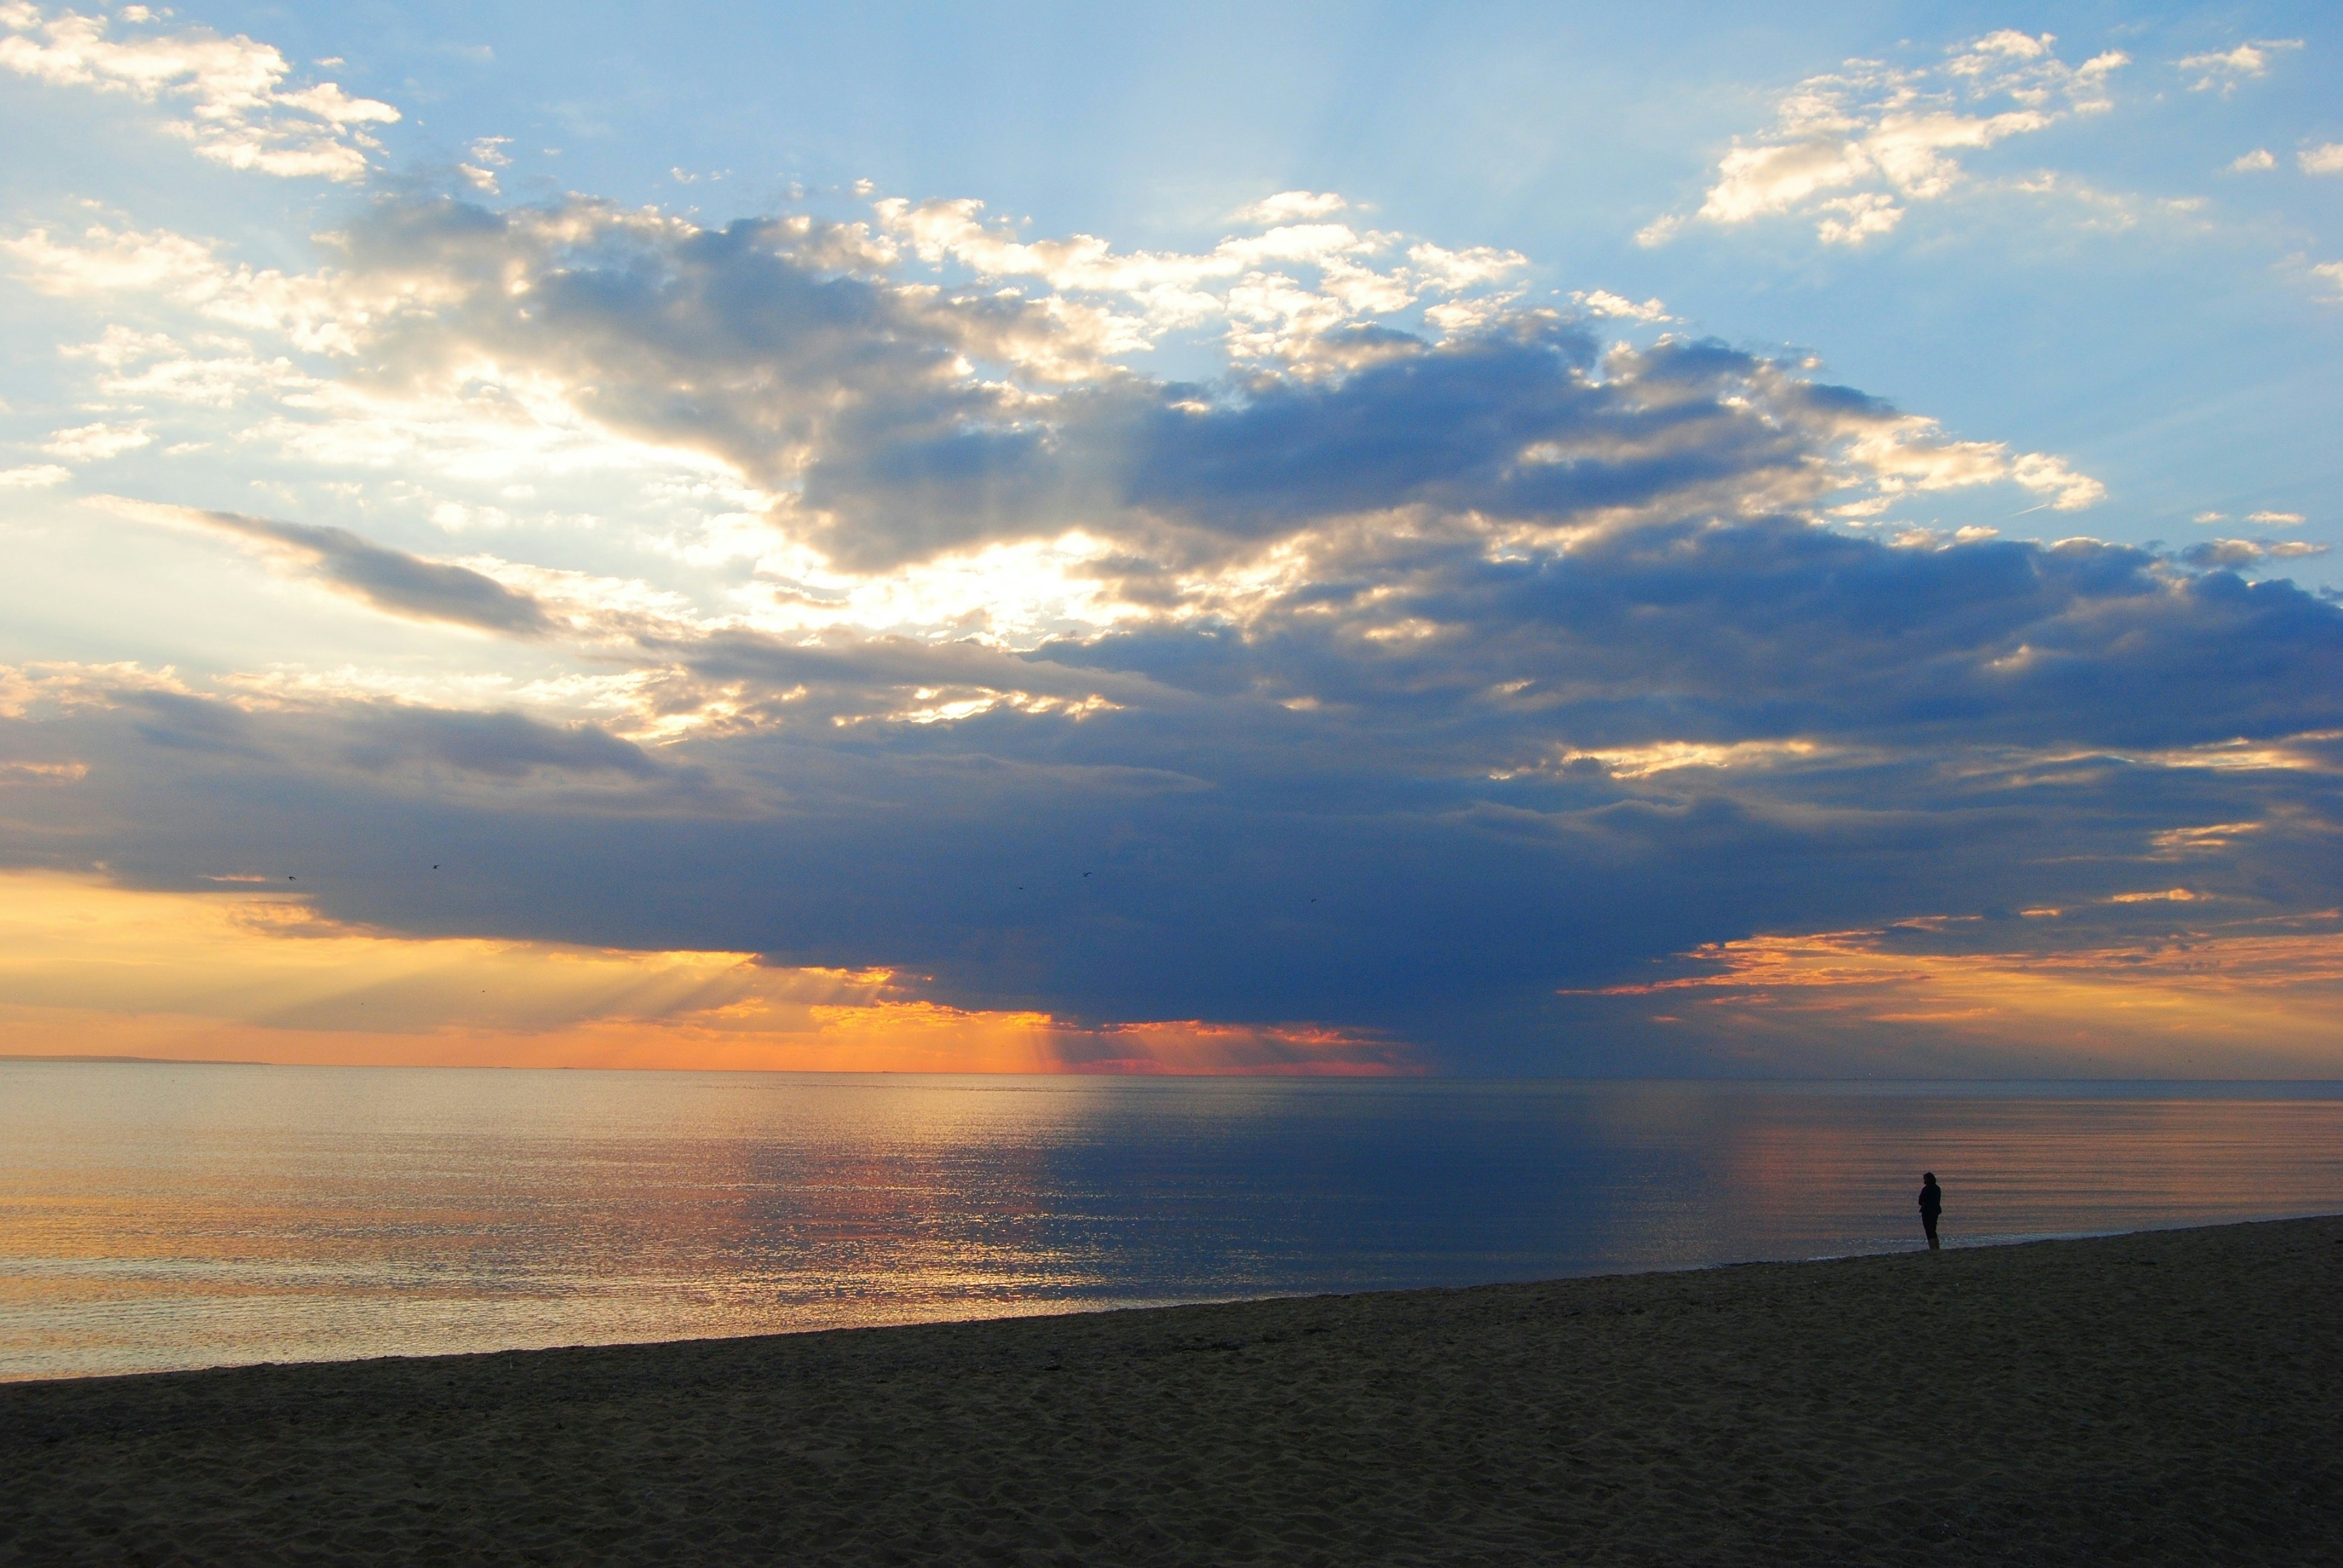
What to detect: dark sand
<box><xmin>5</xmin><ymin>1217</ymin><xmax>2340</xmax><ymax>1566</ymax></box>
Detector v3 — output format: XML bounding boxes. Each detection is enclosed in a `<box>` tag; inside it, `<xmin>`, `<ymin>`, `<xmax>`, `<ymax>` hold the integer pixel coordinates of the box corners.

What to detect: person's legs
<box><xmin>1924</xmin><ymin>1214</ymin><xmax>1939</xmax><ymax>1250</ymax></box>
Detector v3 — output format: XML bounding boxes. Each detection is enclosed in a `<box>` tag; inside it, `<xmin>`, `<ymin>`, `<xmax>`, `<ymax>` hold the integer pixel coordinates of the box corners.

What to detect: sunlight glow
<box><xmin>1573</xmin><ymin>916</ymin><xmax>2343</xmax><ymax>1075</ymax></box>
<box><xmin>0</xmin><ymin>873</ymin><xmax>1406</xmax><ymax>1074</ymax></box>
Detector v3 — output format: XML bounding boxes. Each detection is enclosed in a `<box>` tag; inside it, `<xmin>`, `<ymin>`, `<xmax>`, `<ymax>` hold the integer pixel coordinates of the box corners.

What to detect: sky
<box><xmin>1</xmin><ymin>0</ymin><xmax>2339</xmax><ymax>1076</ymax></box>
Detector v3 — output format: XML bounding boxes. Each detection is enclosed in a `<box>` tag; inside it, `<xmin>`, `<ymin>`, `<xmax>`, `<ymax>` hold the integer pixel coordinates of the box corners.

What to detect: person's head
<box><xmin>1922</xmin><ymin>1172</ymin><xmax>1937</xmax><ymax>1184</ymax></box>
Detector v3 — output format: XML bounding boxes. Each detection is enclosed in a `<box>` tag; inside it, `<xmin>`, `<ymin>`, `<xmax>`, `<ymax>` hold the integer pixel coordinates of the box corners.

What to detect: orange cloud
<box><xmin>0</xmin><ymin>872</ymin><xmax>1407</xmax><ymax>1075</ymax></box>
<box><xmin>1570</xmin><ymin>911</ymin><xmax>2343</xmax><ymax>1076</ymax></box>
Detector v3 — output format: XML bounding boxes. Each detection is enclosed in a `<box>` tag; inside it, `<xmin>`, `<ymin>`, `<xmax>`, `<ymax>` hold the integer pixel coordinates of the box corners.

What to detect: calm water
<box><xmin>3</xmin><ymin>1064</ymin><xmax>2339</xmax><ymax>1381</ymax></box>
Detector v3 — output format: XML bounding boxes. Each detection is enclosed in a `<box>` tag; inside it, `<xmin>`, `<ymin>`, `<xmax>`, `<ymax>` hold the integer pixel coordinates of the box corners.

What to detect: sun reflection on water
<box><xmin>3</xmin><ymin>1066</ymin><xmax>2339</xmax><ymax>1380</ymax></box>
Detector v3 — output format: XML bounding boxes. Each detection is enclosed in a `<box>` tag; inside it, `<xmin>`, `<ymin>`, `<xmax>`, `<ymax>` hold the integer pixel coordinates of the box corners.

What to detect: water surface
<box><xmin>4</xmin><ymin>1064</ymin><xmax>2339</xmax><ymax>1380</ymax></box>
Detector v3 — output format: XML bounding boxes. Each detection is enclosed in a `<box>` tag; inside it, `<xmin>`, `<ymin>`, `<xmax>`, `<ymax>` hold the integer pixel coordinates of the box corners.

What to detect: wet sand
<box><xmin>4</xmin><ymin>1215</ymin><xmax>2339</xmax><ymax>1566</ymax></box>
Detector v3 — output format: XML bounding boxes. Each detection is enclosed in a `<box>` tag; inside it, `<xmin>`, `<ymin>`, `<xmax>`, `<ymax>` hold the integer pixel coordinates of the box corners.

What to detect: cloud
<box><xmin>2299</xmin><ymin>143</ymin><xmax>2343</xmax><ymax>176</ymax></box>
<box><xmin>1230</xmin><ymin>191</ymin><xmax>1349</xmax><ymax>224</ymax></box>
<box><xmin>332</xmin><ymin>704</ymin><xmax>658</xmax><ymax>778</ymax></box>
<box><xmin>0</xmin><ymin>463</ymin><xmax>70</xmax><ymax>487</ymax></box>
<box><xmin>868</xmin><ymin>194</ymin><xmax>1528</xmax><ymax>372</ymax></box>
<box><xmin>0</xmin><ymin>759</ymin><xmax>85</xmax><ymax>783</ymax></box>
<box><xmin>0</xmin><ymin>1</ymin><xmax>398</xmax><ymax>179</ymax></box>
<box><xmin>1558</xmin><ymin>909</ymin><xmax>2343</xmax><ymax>1076</ymax></box>
<box><xmin>2227</xmin><ymin>149</ymin><xmax>2276</xmax><ymax>172</ymax></box>
<box><xmin>1569</xmin><ymin>290</ymin><xmax>1675</xmax><ymax>322</ymax></box>
<box><xmin>2180</xmin><ymin>537</ymin><xmax>2329</xmax><ymax>570</ymax></box>
<box><xmin>2247</xmin><ymin>511</ymin><xmax>2307</xmax><ymax>527</ymax></box>
<box><xmin>42</xmin><ymin>419</ymin><xmax>150</xmax><ymax>460</ymax></box>
<box><xmin>2005</xmin><ymin>451</ymin><xmax>2106</xmax><ymax>510</ymax></box>
<box><xmin>2</xmin><ymin>221</ymin><xmax>352</xmax><ymax>352</ymax></box>
<box><xmin>0</xmin><ymin>871</ymin><xmax>1409</xmax><ymax>1073</ymax></box>
<box><xmin>7</xmin><ymin>157</ymin><xmax>2340</xmax><ymax>1073</ymax></box>
<box><xmin>2175</xmin><ymin>39</ymin><xmax>2302</xmax><ymax>95</ymax></box>
<box><xmin>11</xmin><ymin>193</ymin><xmax>2094</xmax><ymax>590</ymax></box>
<box><xmin>458</xmin><ymin>135</ymin><xmax>510</xmax><ymax>195</ymax></box>
<box><xmin>97</xmin><ymin>498</ymin><xmax>557</xmax><ymax>636</ymax></box>
<box><xmin>328</xmin><ymin>200</ymin><xmax>2102</xmax><ymax>566</ymax></box>
<box><xmin>59</xmin><ymin>325</ymin><xmax>310</xmax><ymax>408</ymax></box>
<box><xmin>1642</xmin><ymin>31</ymin><xmax>2127</xmax><ymax>247</ymax></box>
<box><xmin>12</xmin><ymin>501</ymin><xmax>2341</xmax><ymax>1071</ymax></box>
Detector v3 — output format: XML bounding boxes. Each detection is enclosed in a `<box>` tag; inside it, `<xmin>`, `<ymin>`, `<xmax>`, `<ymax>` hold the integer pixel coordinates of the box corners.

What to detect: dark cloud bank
<box><xmin>10</xmin><ymin>195</ymin><xmax>2342</xmax><ymax>1071</ymax></box>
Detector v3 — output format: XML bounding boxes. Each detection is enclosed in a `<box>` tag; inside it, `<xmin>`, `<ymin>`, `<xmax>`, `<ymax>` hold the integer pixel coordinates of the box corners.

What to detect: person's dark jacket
<box><xmin>1919</xmin><ymin>1183</ymin><xmax>1942</xmax><ymax>1218</ymax></box>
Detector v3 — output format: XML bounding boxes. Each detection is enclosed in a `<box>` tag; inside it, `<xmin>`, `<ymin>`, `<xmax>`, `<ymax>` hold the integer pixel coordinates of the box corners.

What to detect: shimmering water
<box><xmin>3</xmin><ymin>1063</ymin><xmax>2339</xmax><ymax>1381</ymax></box>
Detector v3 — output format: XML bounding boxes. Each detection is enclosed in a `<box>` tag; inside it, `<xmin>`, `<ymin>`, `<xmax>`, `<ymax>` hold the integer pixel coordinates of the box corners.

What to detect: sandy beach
<box><xmin>4</xmin><ymin>1215</ymin><xmax>2339</xmax><ymax>1566</ymax></box>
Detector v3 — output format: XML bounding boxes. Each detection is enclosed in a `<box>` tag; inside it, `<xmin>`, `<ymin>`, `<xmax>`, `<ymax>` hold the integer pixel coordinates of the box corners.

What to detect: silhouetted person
<box><xmin>1919</xmin><ymin>1172</ymin><xmax>1943</xmax><ymax>1250</ymax></box>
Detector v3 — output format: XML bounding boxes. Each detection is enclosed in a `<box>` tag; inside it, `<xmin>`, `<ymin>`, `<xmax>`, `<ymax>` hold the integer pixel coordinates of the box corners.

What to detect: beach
<box><xmin>4</xmin><ymin>1215</ymin><xmax>2338</xmax><ymax>1566</ymax></box>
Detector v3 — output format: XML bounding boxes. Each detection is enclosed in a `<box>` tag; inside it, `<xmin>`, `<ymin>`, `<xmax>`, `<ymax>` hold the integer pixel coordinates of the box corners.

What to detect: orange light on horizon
<box><xmin>0</xmin><ymin>872</ymin><xmax>1409</xmax><ymax>1076</ymax></box>
<box><xmin>1571</xmin><ymin>915</ymin><xmax>2343</xmax><ymax>1076</ymax></box>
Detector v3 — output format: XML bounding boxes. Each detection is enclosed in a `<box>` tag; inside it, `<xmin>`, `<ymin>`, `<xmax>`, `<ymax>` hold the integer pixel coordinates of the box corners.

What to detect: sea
<box><xmin>4</xmin><ymin>1062</ymin><xmax>2339</xmax><ymax>1382</ymax></box>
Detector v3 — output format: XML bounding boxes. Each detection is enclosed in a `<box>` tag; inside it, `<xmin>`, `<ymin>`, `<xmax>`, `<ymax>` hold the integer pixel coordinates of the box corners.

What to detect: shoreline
<box><xmin>7</xmin><ymin>1214</ymin><xmax>2340</xmax><ymax>1564</ymax></box>
<box><xmin>12</xmin><ymin>1212</ymin><xmax>2335</xmax><ymax>1390</ymax></box>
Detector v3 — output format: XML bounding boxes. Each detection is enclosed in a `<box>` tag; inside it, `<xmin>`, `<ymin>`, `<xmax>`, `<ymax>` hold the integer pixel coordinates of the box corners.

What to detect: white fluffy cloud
<box><xmin>1228</xmin><ymin>191</ymin><xmax>1349</xmax><ymax>224</ymax></box>
<box><xmin>0</xmin><ymin>1</ymin><xmax>397</xmax><ymax>179</ymax></box>
<box><xmin>871</xmin><ymin>195</ymin><xmax>1527</xmax><ymax>371</ymax></box>
<box><xmin>42</xmin><ymin>419</ymin><xmax>151</xmax><ymax>460</ymax></box>
<box><xmin>2</xmin><ymin>222</ymin><xmax>355</xmax><ymax>350</ymax></box>
<box><xmin>1642</xmin><ymin>31</ymin><xmax>2126</xmax><ymax>247</ymax></box>
<box><xmin>458</xmin><ymin>136</ymin><xmax>511</xmax><ymax>196</ymax></box>
<box><xmin>2299</xmin><ymin>143</ymin><xmax>2343</xmax><ymax>176</ymax></box>
<box><xmin>2174</xmin><ymin>39</ymin><xmax>2301</xmax><ymax>95</ymax></box>
<box><xmin>1568</xmin><ymin>290</ymin><xmax>1674</xmax><ymax>322</ymax></box>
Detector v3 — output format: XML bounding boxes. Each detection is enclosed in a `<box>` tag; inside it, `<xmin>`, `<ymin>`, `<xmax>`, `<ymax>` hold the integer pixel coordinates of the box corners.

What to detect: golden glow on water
<box><xmin>2</xmin><ymin>1068</ymin><xmax>2339</xmax><ymax>1382</ymax></box>
<box><xmin>0</xmin><ymin>872</ymin><xmax>1402</xmax><ymax>1074</ymax></box>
